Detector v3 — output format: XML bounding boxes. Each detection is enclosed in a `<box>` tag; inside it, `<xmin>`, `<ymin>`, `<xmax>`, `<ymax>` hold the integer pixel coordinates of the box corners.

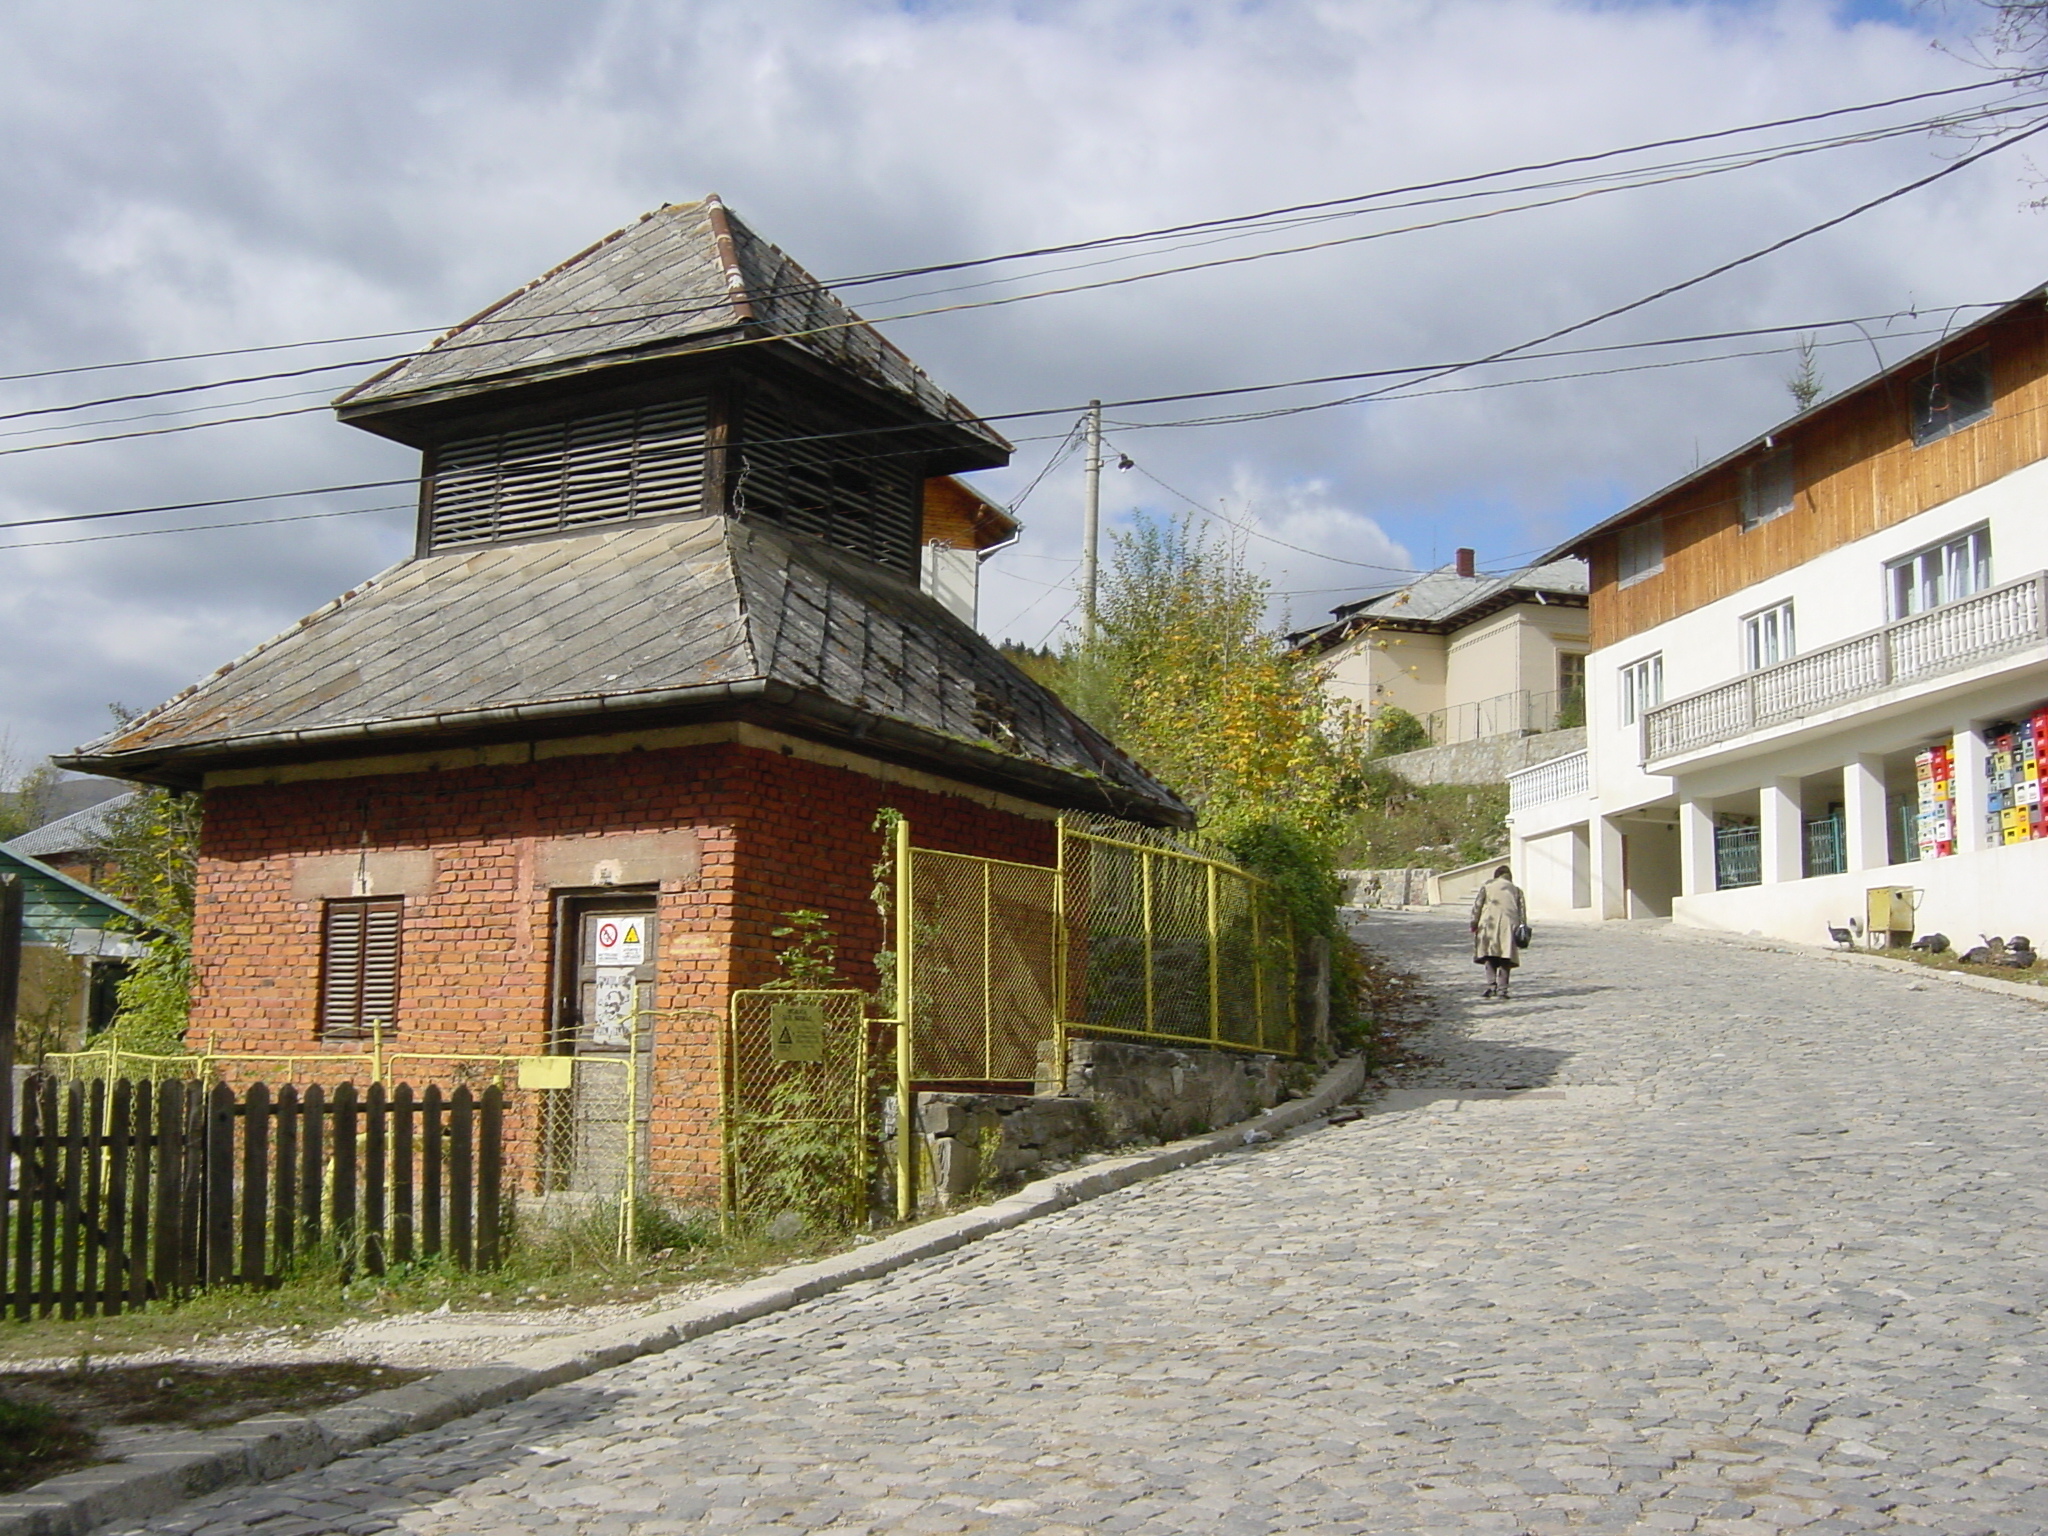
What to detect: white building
<box><xmin>1510</xmin><ymin>287</ymin><xmax>2048</xmax><ymax>948</ymax></box>
<box><xmin>1290</xmin><ymin>551</ymin><xmax>1589</xmax><ymax>746</ymax></box>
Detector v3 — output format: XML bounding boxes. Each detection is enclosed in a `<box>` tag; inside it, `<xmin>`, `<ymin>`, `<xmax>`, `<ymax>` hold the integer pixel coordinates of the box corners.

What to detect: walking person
<box><xmin>1470</xmin><ymin>864</ymin><xmax>1527</xmax><ymax>1000</ymax></box>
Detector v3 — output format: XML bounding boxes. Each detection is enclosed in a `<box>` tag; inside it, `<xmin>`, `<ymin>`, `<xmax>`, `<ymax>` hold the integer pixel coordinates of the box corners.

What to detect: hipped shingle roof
<box><xmin>63</xmin><ymin>517</ymin><xmax>1188</xmax><ymax>825</ymax></box>
<box><xmin>336</xmin><ymin>197</ymin><xmax>1009</xmax><ymax>462</ymax></box>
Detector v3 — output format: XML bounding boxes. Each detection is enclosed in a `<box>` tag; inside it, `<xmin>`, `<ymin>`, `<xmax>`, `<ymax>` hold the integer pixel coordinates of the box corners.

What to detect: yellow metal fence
<box><xmin>885</xmin><ymin>814</ymin><xmax>1299</xmax><ymax>1216</ymax></box>
<box><xmin>721</xmin><ymin>990</ymin><xmax>870</xmax><ymax>1233</ymax></box>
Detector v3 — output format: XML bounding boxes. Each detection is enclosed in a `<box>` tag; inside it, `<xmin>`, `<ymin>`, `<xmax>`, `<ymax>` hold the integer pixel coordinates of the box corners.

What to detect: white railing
<box><xmin>1642</xmin><ymin>571</ymin><xmax>2048</xmax><ymax>764</ymax></box>
<box><xmin>1508</xmin><ymin>749</ymin><xmax>1589</xmax><ymax>812</ymax></box>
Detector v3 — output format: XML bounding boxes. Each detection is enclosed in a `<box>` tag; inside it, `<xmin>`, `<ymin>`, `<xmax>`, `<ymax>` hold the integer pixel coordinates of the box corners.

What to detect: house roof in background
<box><xmin>335</xmin><ymin>197</ymin><xmax>1010</xmax><ymax>460</ymax></box>
<box><xmin>1288</xmin><ymin>556</ymin><xmax>1587</xmax><ymax>652</ymax></box>
<box><xmin>0</xmin><ymin>845</ymin><xmax>153</xmax><ymax>944</ymax></box>
<box><xmin>61</xmin><ymin>514</ymin><xmax>1190</xmax><ymax>825</ymax></box>
<box><xmin>4</xmin><ymin>791</ymin><xmax>136</xmax><ymax>860</ymax></box>
<box><xmin>1535</xmin><ymin>284</ymin><xmax>2048</xmax><ymax>563</ymax></box>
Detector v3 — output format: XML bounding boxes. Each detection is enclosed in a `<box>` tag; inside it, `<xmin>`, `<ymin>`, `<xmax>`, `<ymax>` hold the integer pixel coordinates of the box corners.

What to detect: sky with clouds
<box><xmin>2</xmin><ymin>0</ymin><xmax>2045</xmax><ymax>770</ymax></box>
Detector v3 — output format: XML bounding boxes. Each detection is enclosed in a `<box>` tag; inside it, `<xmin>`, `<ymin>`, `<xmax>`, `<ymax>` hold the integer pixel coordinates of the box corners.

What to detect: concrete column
<box><xmin>1761</xmin><ymin>777</ymin><xmax>1804</xmax><ymax>884</ymax></box>
<box><xmin>1954</xmin><ymin>723</ymin><xmax>1992</xmax><ymax>854</ymax></box>
<box><xmin>1591</xmin><ymin>814</ymin><xmax>1627</xmax><ymax>920</ymax></box>
<box><xmin>1678</xmin><ymin>798</ymin><xmax>1717</xmax><ymax>897</ymax></box>
<box><xmin>1843</xmin><ymin>754</ymin><xmax>1890</xmax><ymax>872</ymax></box>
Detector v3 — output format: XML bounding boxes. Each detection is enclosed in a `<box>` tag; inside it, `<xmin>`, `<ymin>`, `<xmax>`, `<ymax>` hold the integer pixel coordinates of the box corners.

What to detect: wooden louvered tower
<box><xmin>335</xmin><ymin>196</ymin><xmax>1011</xmax><ymax>578</ymax></box>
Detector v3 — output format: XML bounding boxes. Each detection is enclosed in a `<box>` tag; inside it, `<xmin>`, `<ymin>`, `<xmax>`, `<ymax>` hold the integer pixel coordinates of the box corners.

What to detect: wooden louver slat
<box><xmin>426</xmin><ymin>396</ymin><xmax>709</xmax><ymax>551</ymax></box>
<box><xmin>737</xmin><ymin>395</ymin><xmax>919</xmax><ymax>575</ymax></box>
<box><xmin>320</xmin><ymin>897</ymin><xmax>402</xmax><ymax>1037</ymax></box>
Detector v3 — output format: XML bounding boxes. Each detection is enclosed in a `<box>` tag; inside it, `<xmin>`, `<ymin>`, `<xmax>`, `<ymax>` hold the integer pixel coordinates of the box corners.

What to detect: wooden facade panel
<box><xmin>1591</xmin><ymin>306</ymin><xmax>2048</xmax><ymax>649</ymax></box>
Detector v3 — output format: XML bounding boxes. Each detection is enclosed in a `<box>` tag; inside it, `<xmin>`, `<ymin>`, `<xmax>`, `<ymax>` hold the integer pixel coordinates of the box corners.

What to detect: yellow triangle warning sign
<box><xmin>623</xmin><ymin>923</ymin><xmax>641</xmax><ymax>944</ymax></box>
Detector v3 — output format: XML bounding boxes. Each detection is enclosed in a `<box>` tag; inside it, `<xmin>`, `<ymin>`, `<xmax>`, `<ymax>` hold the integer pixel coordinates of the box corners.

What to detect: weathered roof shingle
<box><xmin>63</xmin><ymin>517</ymin><xmax>1188</xmax><ymax>824</ymax></box>
<box><xmin>337</xmin><ymin>197</ymin><xmax>1010</xmax><ymax>461</ymax></box>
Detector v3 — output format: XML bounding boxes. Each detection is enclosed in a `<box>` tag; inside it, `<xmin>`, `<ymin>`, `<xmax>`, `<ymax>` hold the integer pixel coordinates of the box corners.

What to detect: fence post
<box><xmin>894</xmin><ymin>814</ymin><xmax>915</xmax><ymax>1222</ymax></box>
<box><xmin>0</xmin><ymin>875</ymin><xmax>19</xmax><ymax>1310</ymax></box>
<box><xmin>479</xmin><ymin>1084</ymin><xmax>502</xmax><ymax>1269</ymax></box>
<box><xmin>450</xmin><ymin>1086</ymin><xmax>474</xmax><ymax>1271</ymax></box>
<box><xmin>363</xmin><ymin>1082</ymin><xmax>386</xmax><ymax>1277</ymax></box>
<box><xmin>1205</xmin><ymin>864</ymin><xmax>1221</xmax><ymax>1047</ymax></box>
<box><xmin>1141</xmin><ymin>851</ymin><xmax>1156</xmax><ymax>1036</ymax></box>
<box><xmin>981</xmin><ymin>860</ymin><xmax>994</xmax><ymax>1088</ymax></box>
<box><xmin>203</xmin><ymin>1082</ymin><xmax>235</xmax><ymax>1287</ymax></box>
<box><xmin>1052</xmin><ymin>823</ymin><xmax>1069</xmax><ymax>1096</ymax></box>
<box><xmin>240</xmin><ymin>1083</ymin><xmax>270</xmax><ymax>1287</ymax></box>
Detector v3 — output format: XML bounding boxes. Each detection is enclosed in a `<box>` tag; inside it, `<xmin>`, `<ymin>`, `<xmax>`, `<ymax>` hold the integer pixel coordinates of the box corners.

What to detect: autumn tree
<box><xmin>1063</xmin><ymin>515</ymin><xmax>1368</xmax><ymax>845</ymax></box>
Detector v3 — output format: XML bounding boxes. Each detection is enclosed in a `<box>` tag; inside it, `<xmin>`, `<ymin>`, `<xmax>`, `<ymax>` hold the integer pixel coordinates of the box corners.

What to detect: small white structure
<box><xmin>1512</xmin><ymin>286</ymin><xmax>2048</xmax><ymax>949</ymax></box>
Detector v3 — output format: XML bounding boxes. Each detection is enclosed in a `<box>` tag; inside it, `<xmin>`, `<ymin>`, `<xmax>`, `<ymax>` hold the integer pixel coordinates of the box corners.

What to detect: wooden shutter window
<box><xmin>321</xmin><ymin>897</ymin><xmax>402</xmax><ymax>1038</ymax></box>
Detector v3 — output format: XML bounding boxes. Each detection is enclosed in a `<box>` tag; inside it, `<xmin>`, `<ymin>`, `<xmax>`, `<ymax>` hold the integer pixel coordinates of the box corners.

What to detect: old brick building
<box><xmin>64</xmin><ymin>198</ymin><xmax>1185</xmax><ymax>1200</ymax></box>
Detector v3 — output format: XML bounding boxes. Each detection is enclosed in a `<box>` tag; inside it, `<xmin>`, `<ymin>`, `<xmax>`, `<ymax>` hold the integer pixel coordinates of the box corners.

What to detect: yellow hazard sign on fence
<box><xmin>768</xmin><ymin>997</ymin><xmax>827</xmax><ymax>1063</ymax></box>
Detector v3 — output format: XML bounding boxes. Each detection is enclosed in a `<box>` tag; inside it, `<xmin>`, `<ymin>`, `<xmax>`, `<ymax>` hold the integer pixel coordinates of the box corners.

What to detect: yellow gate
<box><xmin>904</xmin><ymin>847</ymin><xmax>1059</xmax><ymax>1084</ymax></box>
<box><xmin>721</xmin><ymin>989</ymin><xmax>871</xmax><ymax>1233</ymax></box>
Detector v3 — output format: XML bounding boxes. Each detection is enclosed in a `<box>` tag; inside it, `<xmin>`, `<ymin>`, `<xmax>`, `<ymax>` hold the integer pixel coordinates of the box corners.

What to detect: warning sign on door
<box><xmin>593</xmin><ymin>918</ymin><xmax>646</xmax><ymax>966</ymax></box>
<box><xmin>769</xmin><ymin>997</ymin><xmax>827</xmax><ymax>1063</ymax></box>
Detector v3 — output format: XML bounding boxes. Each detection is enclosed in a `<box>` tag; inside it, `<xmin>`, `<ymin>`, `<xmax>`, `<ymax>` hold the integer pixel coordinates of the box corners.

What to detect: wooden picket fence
<box><xmin>2</xmin><ymin>1076</ymin><xmax>505</xmax><ymax>1319</ymax></box>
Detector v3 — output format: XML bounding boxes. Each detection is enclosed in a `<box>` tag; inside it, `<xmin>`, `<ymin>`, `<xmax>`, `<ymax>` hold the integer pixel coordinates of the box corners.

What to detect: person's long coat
<box><xmin>1471</xmin><ymin>876</ymin><xmax>1526</xmax><ymax>966</ymax></box>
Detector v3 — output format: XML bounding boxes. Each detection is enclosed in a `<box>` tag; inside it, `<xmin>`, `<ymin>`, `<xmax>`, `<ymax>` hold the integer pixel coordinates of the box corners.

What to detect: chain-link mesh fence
<box><xmin>722</xmin><ymin>990</ymin><xmax>870</xmax><ymax>1234</ymax></box>
<box><xmin>905</xmin><ymin>849</ymin><xmax>1058</xmax><ymax>1084</ymax></box>
<box><xmin>1057</xmin><ymin>821</ymin><xmax>1297</xmax><ymax>1056</ymax></box>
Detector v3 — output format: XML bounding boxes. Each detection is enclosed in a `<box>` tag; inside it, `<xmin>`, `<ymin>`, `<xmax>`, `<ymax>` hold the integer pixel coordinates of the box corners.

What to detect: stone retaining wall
<box><xmin>914</xmin><ymin>1038</ymin><xmax>1308</xmax><ymax>1205</ymax></box>
<box><xmin>1379</xmin><ymin>726</ymin><xmax>1584</xmax><ymax>786</ymax></box>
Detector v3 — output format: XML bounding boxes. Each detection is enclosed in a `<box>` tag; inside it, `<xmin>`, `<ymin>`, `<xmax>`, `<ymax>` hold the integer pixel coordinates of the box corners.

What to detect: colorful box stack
<box><xmin>1916</xmin><ymin>743</ymin><xmax>1956</xmax><ymax>860</ymax></box>
<box><xmin>1983</xmin><ymin>707</ymin><xmax>2048</xmax><ymax>847</ymax></box>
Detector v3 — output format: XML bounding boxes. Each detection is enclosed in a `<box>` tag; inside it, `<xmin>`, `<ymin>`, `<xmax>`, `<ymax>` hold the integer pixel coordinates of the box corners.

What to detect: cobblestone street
<box><xmin>118</xmin><ymin>914</ymin><xmax>2048</xmax><ymax>1536</ymax></box>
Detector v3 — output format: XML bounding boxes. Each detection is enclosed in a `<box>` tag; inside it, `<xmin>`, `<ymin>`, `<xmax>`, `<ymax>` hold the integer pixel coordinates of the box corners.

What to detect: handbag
<box><xmin>1512</xmin><ymin>923</ymin><xmax>1533</xmax><ymax>947</ymax></box>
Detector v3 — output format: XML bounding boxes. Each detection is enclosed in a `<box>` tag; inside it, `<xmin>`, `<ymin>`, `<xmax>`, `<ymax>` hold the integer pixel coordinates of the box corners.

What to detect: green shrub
<box><xmin>1369</xmin><ymin>705</ymin><xmax>1431</xmax><ymax>757</ymax></box>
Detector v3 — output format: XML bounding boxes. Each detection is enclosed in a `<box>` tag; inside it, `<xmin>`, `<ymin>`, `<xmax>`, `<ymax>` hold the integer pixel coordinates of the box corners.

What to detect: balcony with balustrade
<box><xmin>1640</xmin><ymin>571</ymin><xmax>2048</xmax><ymax>772</ymax></box>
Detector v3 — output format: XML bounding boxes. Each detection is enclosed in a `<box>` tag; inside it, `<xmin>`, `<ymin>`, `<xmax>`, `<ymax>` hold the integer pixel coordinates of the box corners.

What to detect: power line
<box><xmin>0</xmin><ymin>479</ymin><xmax>413</xmax><ymax>535</ymax></box>
<box><xmin>0</xmin><ymin>304</ymin><xmax>1999</xmax><ymax>541</ymax></box>
<box><xmin>0</xmin><ymin>502</ymin><xmax>409</xmax><ymax>553</ymax></box>
<box><xmin>3</xmin><ymin>99</ymin><xmax>2009</xmax><ymax>453</ymax></box>
<box><xmin>3</xmin><ymin>72</ymin><xmax>2036</xmax><ymax>417</ymax></box>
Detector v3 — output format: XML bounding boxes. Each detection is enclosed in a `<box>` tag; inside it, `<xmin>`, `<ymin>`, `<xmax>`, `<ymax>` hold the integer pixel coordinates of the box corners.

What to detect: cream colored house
<box><xmin>1291</xmin><ymin>551</ymin><xmax>1589</xmax><ymax>744</ymax></box>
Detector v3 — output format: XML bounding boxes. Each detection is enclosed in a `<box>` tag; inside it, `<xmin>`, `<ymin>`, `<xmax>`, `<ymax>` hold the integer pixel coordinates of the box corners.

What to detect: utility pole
<box><xmin>1080</xmin><ymin>400</ymin><xmax>1102</xmax><ymax>643</ymax></box>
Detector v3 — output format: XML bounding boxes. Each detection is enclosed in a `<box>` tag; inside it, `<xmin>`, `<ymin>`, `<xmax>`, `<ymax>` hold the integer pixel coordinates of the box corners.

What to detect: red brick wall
<box><xmin>193</xmin><ymin>741</ymin><xmax>1056</xmax><ymax>1202</ymax></box>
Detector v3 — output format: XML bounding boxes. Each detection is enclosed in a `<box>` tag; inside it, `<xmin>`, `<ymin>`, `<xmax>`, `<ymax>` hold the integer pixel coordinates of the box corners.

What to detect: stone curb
<box><xmin>0</xmin><ymin>1056</ymin><xmax>1369</xmax><ymax>1536</ymax></box>
<box><xmin>1658</xmin><ymin>923</ymin><xmax>2048</xmax><ymax>1006</ymax></box>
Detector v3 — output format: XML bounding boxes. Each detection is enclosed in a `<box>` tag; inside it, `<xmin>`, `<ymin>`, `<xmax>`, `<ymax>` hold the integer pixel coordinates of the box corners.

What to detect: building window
<box><xmin>1887</xmin><ymin>525</ymin><xmax>1993</xmax><ymax>619</ymax></box>
<box><xmin>321</xmin><ymin>897</ymin><xmax>401</xmax><ymax>1038</ymax></box>
<box><xmin>1620</xmin><ymin>653</ymin><xmax>1663</xmax><ymax>726</ymax></box>
<box><xmin>1743</xmin><ymin>600</ymin><xmax>1795</xmax><ymax>670</ymax></box>
<box><xmin>1739</xmin><ymin>446</ymin><xmax>1794</xmax><ymax>530</ymax></box>
<box><xmin>1910</xmin><ymin>348</ymin><xmax>1993</xmax><ymax>447</ymax></box>
<box><xmin>1617</xmin><ymin>518</ymin><xmax>1663</xmax><ymax>588</ymax></box>
<box><xmin>1557</xmin><ymin>651</ymin><xmax>1587</xmax><ymax>727</ymax></box>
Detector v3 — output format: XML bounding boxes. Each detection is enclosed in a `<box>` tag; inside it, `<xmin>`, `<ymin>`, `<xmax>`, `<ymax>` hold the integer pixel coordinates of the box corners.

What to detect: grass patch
<box><xmin>1340</xmin><ymin>773</ymin><xmax>1507</xmax><ymax>872</ymax></box>
<box><xmin>0</xmin><ymin>1395</ymin><xmax>96</xmax><ymax>1493</ymax></box>
<box><xmin>0</xmin><ymin>1201</ymin><xmax>864</xmax><ymax>1366</ymax></box>
<box><xmin>1865</xmin><ymin>945</ymin><xmax>2048</xmax><ymax>987</ymax></box>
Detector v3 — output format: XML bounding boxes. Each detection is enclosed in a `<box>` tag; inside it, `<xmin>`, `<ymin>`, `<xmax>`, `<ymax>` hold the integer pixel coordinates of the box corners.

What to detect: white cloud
<box><xmin>0</xmin><ymin>0</ymin><xmax>2040</xmax><ymax>763</ymax></box>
